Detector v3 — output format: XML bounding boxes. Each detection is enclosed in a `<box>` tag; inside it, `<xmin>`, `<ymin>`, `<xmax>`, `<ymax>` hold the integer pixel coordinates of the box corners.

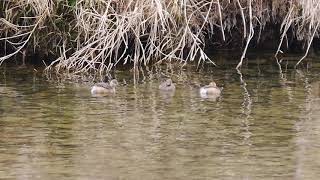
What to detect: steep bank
<box><xmin>0</xmin><ymin>0</ymin><xmax>319</xmax><ymax>74</ymax></box>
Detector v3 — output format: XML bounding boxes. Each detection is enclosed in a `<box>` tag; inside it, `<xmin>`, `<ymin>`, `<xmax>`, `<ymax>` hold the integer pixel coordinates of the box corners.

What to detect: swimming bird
<box><xmin>91</xmin><ymin>79</ymin><xmax>118</xmax><ymax>94</ymax></box>
<box><xmin>200</xmin><ymin>81</ymin><xmax>222</xmax><ymax>97</ymax></box>
<box><xmin>159</xmin><ymin>79</ymin><xmax>175</xmax><ymax>91</ymax></box>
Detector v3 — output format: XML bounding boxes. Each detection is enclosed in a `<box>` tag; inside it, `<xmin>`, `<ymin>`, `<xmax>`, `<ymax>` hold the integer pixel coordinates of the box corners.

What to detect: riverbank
<box><xmin>1</xmin><ymin>0</ymin><xmax>319</xmax><ymax>74</ymax></box>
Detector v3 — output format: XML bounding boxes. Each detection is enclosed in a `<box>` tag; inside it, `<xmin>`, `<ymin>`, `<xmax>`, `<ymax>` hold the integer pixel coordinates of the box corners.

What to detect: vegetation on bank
<box><xmin>0</xmin><ymin>0</ymin><xmax>319</xmax><ymax>74</ymax></box>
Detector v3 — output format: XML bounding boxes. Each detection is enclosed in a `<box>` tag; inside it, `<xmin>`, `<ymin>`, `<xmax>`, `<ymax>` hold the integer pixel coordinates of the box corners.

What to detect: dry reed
<box><xmin>0</xmin><ymin>0</ymin><xmax>319</xmax><ymax>74</ymax></box>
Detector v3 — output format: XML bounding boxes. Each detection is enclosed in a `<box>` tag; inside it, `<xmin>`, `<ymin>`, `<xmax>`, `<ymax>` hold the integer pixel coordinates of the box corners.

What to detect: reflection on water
<box><xmin>1</xmin><ymin>56</ymin><xmax>320</xmax><ymax>179</ymax></box>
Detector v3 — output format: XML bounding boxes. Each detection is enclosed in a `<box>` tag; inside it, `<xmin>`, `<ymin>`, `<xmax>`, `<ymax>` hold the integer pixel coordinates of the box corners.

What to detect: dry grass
<box><xmin>0</xmin><ymin>0</ymin><xmax>320</xmax><ymax>74</ymax></box>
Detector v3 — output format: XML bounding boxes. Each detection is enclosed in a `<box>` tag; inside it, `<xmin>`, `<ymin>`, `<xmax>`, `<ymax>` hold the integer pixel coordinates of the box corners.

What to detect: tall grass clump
<box><xmin>48</xmin><ymin>0</ymin><xmax>218</xmax><ymax>75</ymax></box>
<box><xmin>0</xmin><ymin>0</ymin><xmax>74</xmax><ymax>65</ymax></box>
<box><xmin>0</xmin><ymin>0</ymin><xmax>320</xmax><ymax>74</ymax></box>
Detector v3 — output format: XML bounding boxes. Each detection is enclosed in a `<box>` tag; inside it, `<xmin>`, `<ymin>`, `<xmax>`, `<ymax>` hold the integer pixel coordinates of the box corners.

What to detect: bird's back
<box><xmin>91</xmin><ymin>82</ymin><xmax>114</xmax><ymax>94</ymax></box>
<box><xmin>200</xmin><ymin>85</ymin><xmax>221</xmax><ymax>96</ymax></box>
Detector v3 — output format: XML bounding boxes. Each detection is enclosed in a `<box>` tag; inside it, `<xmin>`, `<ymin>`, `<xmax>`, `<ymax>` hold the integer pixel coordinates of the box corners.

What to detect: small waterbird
<box><xmin>200</xmin><ymin>81</ymin><xmax>222</xmax><ymax>97</ymax></box>
<box><xmin>91</xmin><ymin>79</ymin><xmax>119</xmax><ymax>94</ymax></box>
<box><xmin>159</xmin><ymin>79</ymin><xmax>175</xmax><ymax>91</ymax></box>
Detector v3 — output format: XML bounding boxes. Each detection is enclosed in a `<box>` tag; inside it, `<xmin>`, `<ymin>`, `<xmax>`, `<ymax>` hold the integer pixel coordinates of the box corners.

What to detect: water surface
<box><xmin>1</xmin><ymin>55</ymin><xmax>320</xmax><ymax>179</ymax></box>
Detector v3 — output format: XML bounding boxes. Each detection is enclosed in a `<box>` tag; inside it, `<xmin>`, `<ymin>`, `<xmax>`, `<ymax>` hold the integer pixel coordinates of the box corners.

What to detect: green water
<box><xmin>1</xmin><ymin>56</ymin><xmax>320</xmax><ymax>179</ymax></box>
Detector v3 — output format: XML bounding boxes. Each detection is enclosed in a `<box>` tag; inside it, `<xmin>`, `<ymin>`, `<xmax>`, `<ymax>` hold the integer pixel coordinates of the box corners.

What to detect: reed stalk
<box><xmin>0</xmin><ymin>0</ymin><xmax>319</xmax><ymax>74</ymax></box>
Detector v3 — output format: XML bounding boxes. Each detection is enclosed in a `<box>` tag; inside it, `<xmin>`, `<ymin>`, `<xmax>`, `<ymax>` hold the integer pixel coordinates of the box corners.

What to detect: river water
<box><xmin>0</xmin><ymin>54</ymin><xmax>320</xmax><ymax>179</ymax></box>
